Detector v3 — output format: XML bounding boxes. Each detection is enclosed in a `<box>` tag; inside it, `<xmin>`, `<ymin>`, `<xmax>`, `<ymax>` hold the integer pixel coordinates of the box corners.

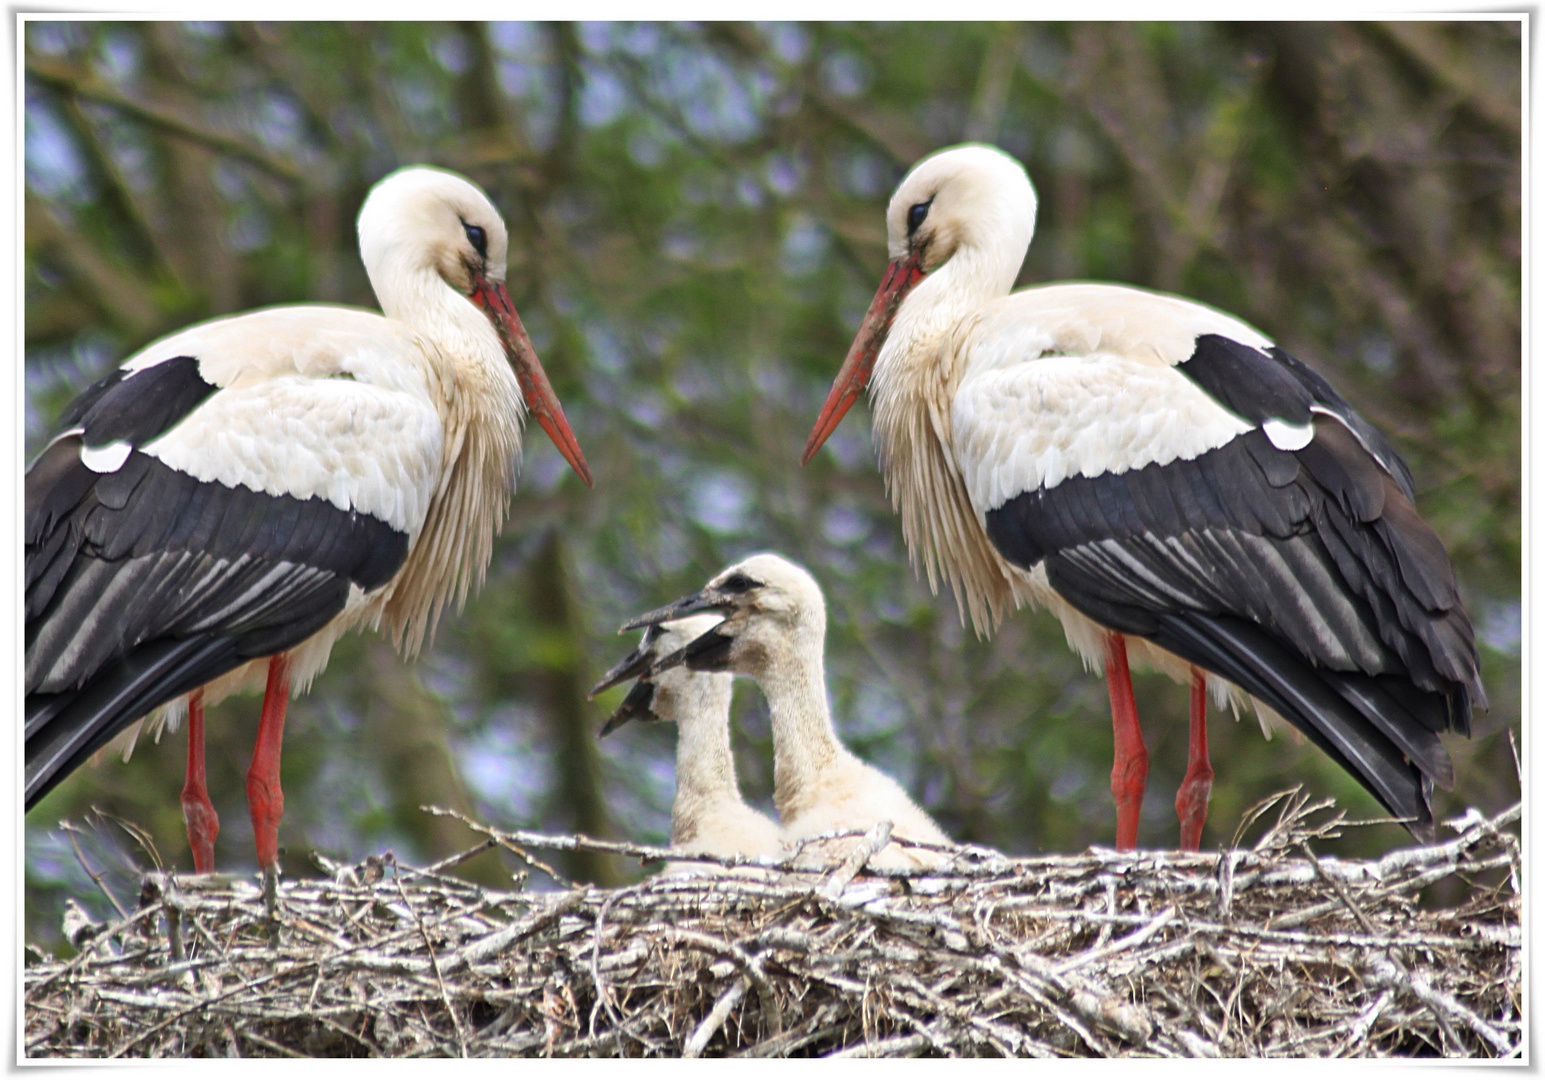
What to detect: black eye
<box><xmin>907</xmin><ymin>199</ymin><xmax>932</xmax><ymax>236</ymax></box>
<box><xmin>719</xmin><ymin>572</ymin><xmax>758</xmax><ymax>594</ymax></box>
<box><xmin>463</xmin><ymin>221</ymin><xmax>488</xmax><ymax>258</ymax></box>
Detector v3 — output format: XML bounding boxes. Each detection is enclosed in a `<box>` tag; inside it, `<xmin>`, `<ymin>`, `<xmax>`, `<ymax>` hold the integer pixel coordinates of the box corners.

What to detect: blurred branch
<box><xmin>443</xmin><ymin>22</ymin><xmax>538</xmax><ymax>174</ymax></box>
<box><xmin>25</xmin><ymin>191</ymin><xmax>166</xmax><ymax>341</ymax></box>
<box><xmin>228</xmin><ymin>23</ymin><xmax>346</xmax><ymax>159</ymax></box>
<box><xmin>527</xmin><ymin>533</ymin><xmax>624</xmax><ymax>886</ymax></box>
<box><xmin>542</xmin><ymin>22</ymin><xmax>582</xmax><ymax>190</ymax></box>
<box><xmin>25</xmin><ymin>51</ymin><xmax>304</xmax><ymax>186</ymax></box>
<box><xmin>53</xmin><ymin>97</ymin><xmax>168</xmax><ymax>273</ymax></box>
<box><xmin>1375</xmin><ymin>22</ymin><xmax>1520</xmax><ymax>137</ymax></box>
<box><xmin>361</xmin><ymin>642</ymin><xmax>510</xmax><ymax>889</ymax></box>
<box><xmin>707</xmin><ymin>22</ymin><xmax>933</xmax><ymax>164</ymax></box>
<box><xmin>965</xmin><ymin>23</ymin><xmax>1025</xmax><ymax>144</ymax></box>
<box><xmin>1061</xmin><ymin>24</ymin><xmax>1260</xmax><ymax>289</ymax></box>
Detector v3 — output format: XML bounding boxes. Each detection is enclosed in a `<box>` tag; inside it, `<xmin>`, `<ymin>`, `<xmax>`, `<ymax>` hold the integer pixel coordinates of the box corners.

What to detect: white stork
<box><xmin>25</xmin><ymin>165</ymin><xmax>593</xmax><ymax>881</ymax></box>
<box><xmin>802</xmin><ymin>144</ymin><xmax>1484</xmax><ymax>849</ymax></box>
<box><xmin>622</xmin><ymin>554</ymin><xmax>955</xmax><ymax>870</ymax></box>
<box><xmin>590</xmin><ymin>614</ymin><xmax>784</xmax><ymax>871</ymax></box>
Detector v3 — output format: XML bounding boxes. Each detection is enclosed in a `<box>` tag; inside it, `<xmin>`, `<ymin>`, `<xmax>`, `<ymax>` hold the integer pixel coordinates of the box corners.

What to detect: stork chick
<box><xmin>624</xmin><ymin>554</ymin><xmax>954</xmax><ymax>871</ymax></box>
<box><xmin>591</xmin><ymin>614</ymin><xmax>782</xmax><ymax>873</ymax></box>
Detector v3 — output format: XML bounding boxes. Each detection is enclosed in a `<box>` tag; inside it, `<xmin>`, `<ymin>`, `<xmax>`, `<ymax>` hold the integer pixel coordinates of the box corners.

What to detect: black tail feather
<box><xmin>25</xmin><ymin>636</ymin><xmax>237</xmax><ymax>810</ymax></box>
<box><xmin>1154</xmin><ymin>612</ymin><xmax>1439</xmax><ymax>840</ymax></box>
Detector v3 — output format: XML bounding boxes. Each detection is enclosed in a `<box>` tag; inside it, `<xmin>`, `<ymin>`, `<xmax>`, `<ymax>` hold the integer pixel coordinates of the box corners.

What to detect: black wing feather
<box><xmin>1179</xmin><ymin>335</ymin><xmax>1417</xmax><ymax>499</ymax></box>
<box><xmin>25</xmin><ymin>428</ymin><xmax>409</xmax><ymax>808</ymax></box>
<box><xmin>986</xmin><ymin>404</ymin><xmax>1481</xmax><ymax>834</ymax></box>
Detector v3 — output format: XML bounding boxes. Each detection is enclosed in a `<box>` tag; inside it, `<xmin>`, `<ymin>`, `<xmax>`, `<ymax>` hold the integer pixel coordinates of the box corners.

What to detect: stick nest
<box><xmin>25</xmin><ymin>791</ymin><xmax>1520</xmax><ymax>1059</ymax></box>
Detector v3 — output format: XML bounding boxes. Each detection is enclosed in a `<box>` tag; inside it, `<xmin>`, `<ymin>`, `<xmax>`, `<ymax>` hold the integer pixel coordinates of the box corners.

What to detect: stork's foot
<box><xmin>1112</xmin><ymin>755</ymin><xmax>1149</xmax><ymax>852</ymax></box>
<box><xmin>1175</xmin><ymin>774</ymin><xmax>1213</xmax><ymax>850</ymax></box>
<box><xmin>261</xmin><ymin>864</ymin><xmax>280</xmax><ymax>913</ymax></box>
<box><xmin>260</xmin><ymin>864</ymin><xmax>282</xmax><ymax>944</ymax></box>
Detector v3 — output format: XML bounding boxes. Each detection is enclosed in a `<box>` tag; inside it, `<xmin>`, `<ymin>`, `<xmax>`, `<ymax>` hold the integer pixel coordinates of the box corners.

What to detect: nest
<box><xmin>25</xmin><ymin>791</ymin><xmax>1520</xmax><ymax>1059</ymax></box>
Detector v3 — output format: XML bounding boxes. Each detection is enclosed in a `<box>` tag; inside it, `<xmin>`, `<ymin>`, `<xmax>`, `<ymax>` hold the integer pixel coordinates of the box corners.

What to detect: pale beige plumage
<box><xmin>597</xmin><ymin>615</ymin><xmax>783</xmax><ymax>876</ymax></box>
<box><xmin>636</xmin><ymin>555</ymin><xmax>955</xmax><ymax>871</ymax></box>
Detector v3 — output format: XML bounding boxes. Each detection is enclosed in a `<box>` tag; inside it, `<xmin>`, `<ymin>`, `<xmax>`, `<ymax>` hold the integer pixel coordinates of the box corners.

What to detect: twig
<box><xmin>683</xmin><ymin>976</ymin><xmax>749</xmax><ymax>1057</ymax></box>
<box><xmin>60</xmin><ymin>819</ymin><xmax>130</xmax><ymax>920</ymax></box>
<box><xmin>26</xmin><ymin>796</ymin><xmax>1519</xmax><ymax>1059</ymax></box>
<box><xmin>818</xmin><ymin>821</ymin><xmax>893</xmax><ymax>901</ymax></box>
<box><xmin>393</xmin><ymin>874</ymin><xmax>466</xmax><ymax>1058</ymax></box>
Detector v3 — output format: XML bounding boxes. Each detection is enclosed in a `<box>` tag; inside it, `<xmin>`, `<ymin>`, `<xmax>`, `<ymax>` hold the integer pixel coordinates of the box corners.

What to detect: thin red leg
<box><xmin>1176</xmin><ymin>667</ymin><xmax>1214</xmax><ymax>851</ymax></box>
<box><xmin>247</xmin><ymin>654</ymin><xmax>291</xmax><ymax>875</ymax></box>
<box><xmin>179</xmin><ymin>689</ymin><xmax>219</xmax><ymax>873</ymax></box>
<box><xmin>1105</xmin><ymin>632</ymin><xmax>1148</xmax><ymax>852</ymax></box>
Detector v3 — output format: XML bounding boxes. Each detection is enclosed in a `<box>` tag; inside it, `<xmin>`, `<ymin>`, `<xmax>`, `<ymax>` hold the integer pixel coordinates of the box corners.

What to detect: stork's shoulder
<box><xmin>40</xmin><ymin>303</ymin><xmax>448</xmax><ymax>536</ymax></box>
<box><xmin>952</xmin><ymin>282</ymin><xmax>1273</xmax><ymax>374</ymax></box>
<box><xmin>123</xmin><ymin>304</ymin><xmax>429</xmax><ymax>392</ymax></box>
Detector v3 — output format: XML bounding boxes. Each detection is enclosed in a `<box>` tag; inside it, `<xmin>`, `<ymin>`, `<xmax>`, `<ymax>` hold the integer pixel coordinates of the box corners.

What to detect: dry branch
<box><xmin>25</xmin><ymin>792</ymin><xmax>1520</xmax><ymax>1058</ymax></box>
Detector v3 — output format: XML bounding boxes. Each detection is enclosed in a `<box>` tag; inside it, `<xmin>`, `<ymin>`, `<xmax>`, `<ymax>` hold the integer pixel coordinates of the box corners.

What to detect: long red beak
<box><xmin>473</xmin><ymin>280</ymin><xmax>594</xmax><ymax>488</ymax></box>
<box><xmin>802</xmin><ymin>253</ymin><xmax>926</xmax><ymax>465</ymax></box>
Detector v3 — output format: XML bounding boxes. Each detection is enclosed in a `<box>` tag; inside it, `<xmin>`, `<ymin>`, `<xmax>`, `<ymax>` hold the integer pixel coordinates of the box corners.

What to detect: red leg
<box><xmin>1105</xmin><ymin>632</ymin><xmax>1148</xmax><ymax>852</ymax></box>
<box><xmin>247</xmin><ymin>654</ymin><xmax>291</xmax><ymax>875</ymax></box>
<box><xmin>1176</xmin><ymin>667</ymin><xmax>1214</xmax><ymax>851</ymax></box>
<box><xmin>179</xmin><ymin>689</ymin><xmax>219</xmax><ymax>873</ymax></box>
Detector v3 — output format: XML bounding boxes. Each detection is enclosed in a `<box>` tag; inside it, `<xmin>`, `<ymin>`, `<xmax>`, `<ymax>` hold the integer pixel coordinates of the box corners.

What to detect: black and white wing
<box><xmin>26</xmin><ymin>312</ymin><xmax>442</xmax><ymax>808</ymax></box>
<box><xmin>955</xmin><ymin>298</ymin><xmax>1484</xmax><ymax>837</ymax></box>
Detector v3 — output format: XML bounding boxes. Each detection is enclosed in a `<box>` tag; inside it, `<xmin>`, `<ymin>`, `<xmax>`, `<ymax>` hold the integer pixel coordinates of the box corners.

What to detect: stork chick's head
<box><xmin>621</xmin><ymin>554</ymin><xmax>827</xmax><ymax>681</ymax></box>
<box><xmin>803</xmin><ymin>144</ymin><xmax>1036</xmax><ymax>464</ymax></box>
<box><xmin>590</xmin><ymin>614</ymin><xmax>731</xmax><ymax>737</ymax></box>
<box><xmin>357</xmin><ymin>166</ymin><xmax>592</xmax><ymax>487</ymax></box>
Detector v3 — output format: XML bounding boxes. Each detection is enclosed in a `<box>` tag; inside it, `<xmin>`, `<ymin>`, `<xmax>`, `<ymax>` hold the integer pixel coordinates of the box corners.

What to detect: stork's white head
<box><xmin>356</xmin><ymin>166</ymin><xmax>592</xmax><ymax>487</ymax></box>
<box><xmin>883</xmin><ymin>144</ymin><xmax>1036</xmax><ymax>274</ymax></box>
<box><xmin>804</xmin><ymin>144</ymin><xmax>1036</xmax><ymax>463</ymax></box>
<box><xmin>359</xmin><ymin>166</ymin><xmax>512</xmax><ymax>299</ymax></box>
<box><xmin>620</xmin><ymin>554</ymin><xmax>827</xmax><ymax>680</ymax></box>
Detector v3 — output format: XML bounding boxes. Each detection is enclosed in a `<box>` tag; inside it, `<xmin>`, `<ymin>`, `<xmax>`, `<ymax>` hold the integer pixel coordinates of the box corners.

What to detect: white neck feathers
<box><xmin>868</xmin><ymin>248</ymin><xmax>1023</xmax><ymax>636</ymax></box>
<box><xmin>753</xmin><ymin>624</ymin><xmax>858</xmax><ymax>822</ymax></box>
<box><xmin>375</xmin><ymin>275</ymin><xmax>526</xmax><ymax>658</ymax></box>
<box><xmin>667</xmin><ymin>672</ymin><xmax>748</xmax><ymax>845</ymax></box>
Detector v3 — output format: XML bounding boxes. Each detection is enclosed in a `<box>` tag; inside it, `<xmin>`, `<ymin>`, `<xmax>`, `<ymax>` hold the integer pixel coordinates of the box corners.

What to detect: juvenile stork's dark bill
<box><xmin>26</xmin><ymin>165</ymin><xmax>593</xmax><ymax>879</ymax></box>
<box><xmin>803</xmin><ymin>143</ymin><xmax>1484</xmax><ymax>849</ymax></box>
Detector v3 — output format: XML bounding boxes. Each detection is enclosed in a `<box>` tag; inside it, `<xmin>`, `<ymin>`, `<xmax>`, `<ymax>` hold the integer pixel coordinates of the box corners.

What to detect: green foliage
<box><xmin>23</xmin><ymin>21</ymin><xmax>1520</xmax><ymax>951</ymax></box>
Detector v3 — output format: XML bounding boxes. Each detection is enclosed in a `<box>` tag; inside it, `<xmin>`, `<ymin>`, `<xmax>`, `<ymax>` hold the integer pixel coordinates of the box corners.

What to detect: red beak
<box><xmin>802</xmin><ymin>253</ymin><xmax>926</xmax><ymax>465</ymax></box>
<box><xmin>473</xmin><ymin>280</ymin><xmax>594</xmax><ymax>488</ymax></box>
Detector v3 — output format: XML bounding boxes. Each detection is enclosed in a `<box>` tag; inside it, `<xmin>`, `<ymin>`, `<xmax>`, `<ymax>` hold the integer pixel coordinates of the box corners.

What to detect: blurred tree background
<box><xmin>23</xmin><ymin>21</ymin><xmax>1520</xmax><ymax>950</ymax></box>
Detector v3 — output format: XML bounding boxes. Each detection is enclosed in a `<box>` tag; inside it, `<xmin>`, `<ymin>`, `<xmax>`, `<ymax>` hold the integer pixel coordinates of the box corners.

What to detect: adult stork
<box><xmin>802</xmin><ymin>144</ymin><xmax>1483</xmax><ymax>849</ymax></box>
<box><xmin>26</xmin><ymin>165</ymin><xmax>593</xmax><ymax>884</ymax></box>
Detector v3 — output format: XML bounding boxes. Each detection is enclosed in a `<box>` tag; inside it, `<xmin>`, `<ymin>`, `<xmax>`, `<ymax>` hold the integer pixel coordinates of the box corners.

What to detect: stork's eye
<box><xmin>907</xmin><ymin>199</ymin><xmax>933</xmax><ymax>236</ymax></box>
<box><xmin>463</xmin><ymin>222</ymin><xmax>488</xmax><ymax>258</ymax></box>
<box><xmin>719</xmin><ymin>572</ymin><xmax>758</xmax><ymax>594</ymax></box>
